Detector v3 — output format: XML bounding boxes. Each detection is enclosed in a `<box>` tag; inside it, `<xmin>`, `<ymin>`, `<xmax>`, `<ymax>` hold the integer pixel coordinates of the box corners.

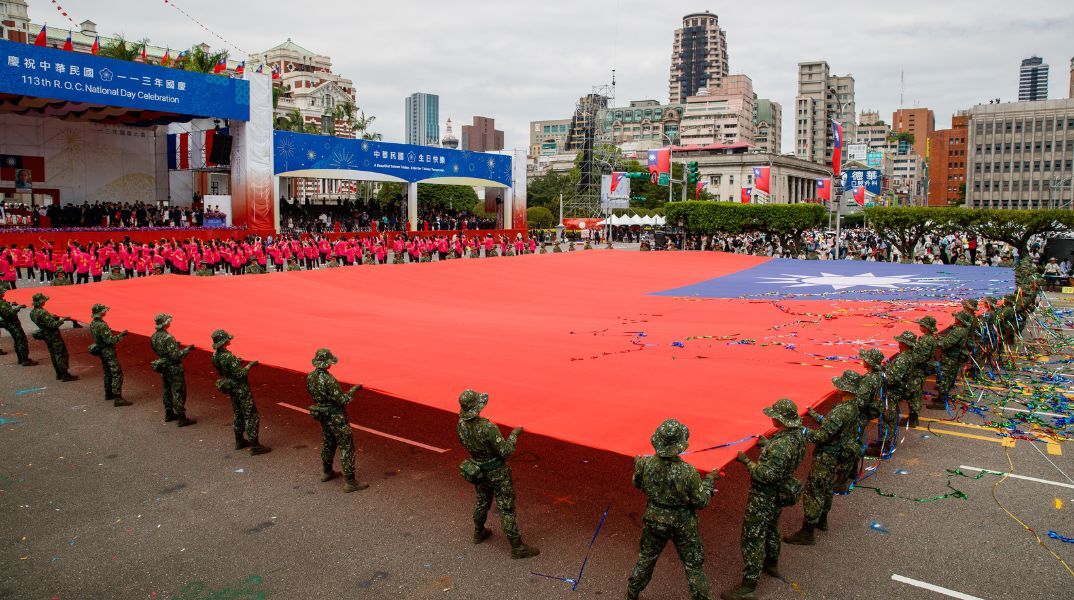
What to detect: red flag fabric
<box><xmin>62</xmin><ymin>31</ymin><xmax>73</xmax><ymax>52</ymax></box>
<box><xmin>741</xmin><ymin>187</ymin><xmax>752</xmax><ymax>204</ymax></box>
<box><xmin>647</xmin><ymin>148</ymin><xmax>670</xmax><ymax>175</ymax></box>
<box><xmin>752</xmin><ymin>166</ymin><xmax>770</xmax><ymax>194</ymax></box>
<box><xmin>213</xmin><ymin>56</ymin><xmax>227</xmax><ymax>74</ymax></box>
<box><xmin>34</xmin><ymin>24</ymin><xmax>48</xmax><ymax>47</ymax></box>
<box><xmin>204</xmin><ymin>130</ymin><xmax>216</xmax><ymax>167</ymax></box>
<box><xmin>832</xmin><ymin>119</ymin><xmax>843</xmax><ymax>178</ymax></box>
<box><xmin>609</xmin><ymin>172</ymin><xmax>625</xmax><ymax>193</ymax></box>
<box><xmin>696</xmin><ymin>181</ymin><xmax>703</xmax><ymax>199</ymax></box>
<box><xmin>853</xmin><ymin>185</ymin><xmax>866</xmax><ymax>206</ymax></box>
<box><xmin>816</xmin><ymin>178</ymin><xmax>831</xmax><ymax>201</ymax></box>
<box><xmin>141</xmin><ymin>44</ymin><xmax>148</xmax><ymax>62</ymax></box>
<box><xmin>178</xmin><ymin>133</ymin><xmax>189</xmax><ymax>170</ymax></box>
<box><xmin>90</xmin><ymin>36</ymin><xmax>100</xmax><ymax>55</ymax></box>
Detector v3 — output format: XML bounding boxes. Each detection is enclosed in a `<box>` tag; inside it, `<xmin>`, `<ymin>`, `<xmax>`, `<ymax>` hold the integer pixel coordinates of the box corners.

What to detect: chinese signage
<box><xmin>840</xmin><ymin>169</ymin><xmax>882</xmax><ymax>197</ymax></box>
<box><xmin>847</xmin><ymin>143</ymin><xmax>868</xmax><ymax>163</ymax></box>
<box><xmin>866</xmin><ymin>151</ymin><xmax>883</xmax><ymax>168</ymax></box>
<box><xmin>0</xmin><ymin>39</ymin><xmax>250</xmax><ymax>121</ymax></box>
<box><xmin>273</xmin><ymin>130</ymin><xmax>514</xmax><ymax>187</ymax></box>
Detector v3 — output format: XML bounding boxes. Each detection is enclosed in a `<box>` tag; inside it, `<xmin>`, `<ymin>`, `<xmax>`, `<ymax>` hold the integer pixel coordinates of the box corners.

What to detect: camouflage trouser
<box><xmin>473</xmin><ymin>465</ymin><xmax>520</xmax><ymax>543</ymax></box>
<box><xmin>627</xmin><ymin>511</ymin><xmax>709</xmax><ymax>600</ymax></box>
<box><xmin>319</xmin><ymin>415</ymin><xmax>355</xmax><ymax>478</ymax></box>
<box><xmin>937</xmin><ymin>357</ymin><xmax>964</xmax><ymax>399</ymax></box>
<box><xmin>906</xmin><ymin>371</ymin><xmax>925</xmax><ymax>414</ymax></box>
<box><xmin>740</xmin><ymin>487</ymin><xmax>782</xmax><ymax>581</ymax></box>
<box><xmin>99</xmin><ymin>348</ymin><xmax>123</xmax><ymax>398</ymax></box>
<box><xmin>41</xmin><ymin>332</ymin><xmax>70</xmax><ymax>378</ymax></box>
<box><xmin>161</xmin><ymin>363</ymin><xmax>188</xmax><ymax>414</ymax></box>
<box><xmin>1</xmin><ymin>318</ymin><xmax>31</xmax><ymax>362</ymax></box>
<box><xmin>803</xmin><ymin>449</ymin><xmax>840</xmax><ymax>525</ymax></box>
<box><xmin>228</xmin><ymin>385</ymin><xmax>260</xmax><ymax>440</ymax></box>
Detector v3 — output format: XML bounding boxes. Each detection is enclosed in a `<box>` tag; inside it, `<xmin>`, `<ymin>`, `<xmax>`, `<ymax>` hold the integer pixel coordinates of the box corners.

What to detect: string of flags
<box><xmin>162</xmin><ymin>0</ymin><xmax>247</xmax><ymax>55</ymax></box>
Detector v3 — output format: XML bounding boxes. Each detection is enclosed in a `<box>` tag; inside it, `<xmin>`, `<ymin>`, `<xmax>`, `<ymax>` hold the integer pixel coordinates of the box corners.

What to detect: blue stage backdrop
<box><xmin>0</xmin><ymin>40</ymin><xmax>249</xmax><ymax>121</ymax></box>
<box><xmin>653</xmin><ymin>258</ymin><xmax>1015</xmax><ymax>302</ymax></box>
<box><xmin>273</xmin><ymin>130</ymin><xmax>513</xmax><ymax>187</ymax></box>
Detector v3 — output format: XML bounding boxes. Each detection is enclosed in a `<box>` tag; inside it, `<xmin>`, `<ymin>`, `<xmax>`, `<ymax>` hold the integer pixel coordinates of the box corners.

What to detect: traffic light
<box><xmin>687</xmin><ymin>161</ymin><xmax>700</xmax><ymax>185</ymax></box>
<box><xmin>624</xmin><ymin>172</ymin><xmax>649</xmax><ymax>180</ymax></box>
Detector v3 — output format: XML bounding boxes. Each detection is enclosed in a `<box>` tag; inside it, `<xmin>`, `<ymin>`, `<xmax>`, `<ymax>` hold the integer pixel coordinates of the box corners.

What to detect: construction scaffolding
<box><xmin>562</xmin><ymin>76</ymin><xmax>622</xmax><ymax>218</ymax></box>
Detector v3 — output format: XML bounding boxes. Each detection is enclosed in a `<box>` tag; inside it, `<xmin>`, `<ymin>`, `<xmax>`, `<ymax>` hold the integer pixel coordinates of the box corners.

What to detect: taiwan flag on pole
<box><xmin>62</xmin><ymin>30</ymin><xmax>73</xmax><ymax>52</ymax></box>
<box><xmin>853</xmin><ymin>185</ymin><xmax>866</xmax><ymax>206</ymax></box>
<box><xmin>741</xmin><ymin>187</ymin><xmax>753</xmax><ymax>204</ymax></box>
<box><xmin>816</xmin><ymin>178</ymin><xmax>831</xmax><ymax>202</ymax></box>
<box><xmin>832</xmin><ymin>119</ymin><xmax>843</xmax><ymax>178</ymax></box>
<box><xmin>271</xmin><ymin>65</ymin><xmax>281</xmax><ymax>80</ymax></box>
<box><xmin>141</xmin><ymin>43</ymin><xmax>148</xmax><ymax>63</ymax></box>
<box><xmin>610</xmin><ymin>172</ymin><xmax>626</xmax><ymax>193</ymax></box>
<box><xmin>213</xmin><ymin>55</ymin><xmax>227</xmax><ymax>74</ymax></box>
<box><xmin>752</xmin><ymin>166</ymin><xmax>770</xmax><ymax>194</ymax></box>
<box><xmin>235</xmin><ymin>61</ymin><xmax>245</xmax><ymax>76</ymax></box>
<box><xmin>696</xmin><ymin>181</ymin><xmax>704</xmax><ymax>199</ymax></box>
<box><xmin>34</xmin><ymin>24</ymin><xmax>48</xmax><ymax>47</ymax></box>
<box><xmin>647</xmin><ymin>148</ymin><xmax>671</xmax><ymax>175</ymax></box>
<box><xmin>91</xmin><ymin>35</ymin><xmax>100</xmax><ymax>56</ymax></box>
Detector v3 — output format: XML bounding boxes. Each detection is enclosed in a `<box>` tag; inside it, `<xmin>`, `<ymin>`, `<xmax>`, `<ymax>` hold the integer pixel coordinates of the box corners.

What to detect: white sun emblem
<box><xmin>759</xmin><ymin>272</ymin><xmax>950</xmax><ymax>291</ymax></box>
<box><xmin>276</xmin><ymin>137</ymin><xmax>295</xmax><ymax>159</ymax></box>
<box><xmin>306</xmin><ymin>149</ymin><xmax>317</xmax><ymax>161</ymax></box>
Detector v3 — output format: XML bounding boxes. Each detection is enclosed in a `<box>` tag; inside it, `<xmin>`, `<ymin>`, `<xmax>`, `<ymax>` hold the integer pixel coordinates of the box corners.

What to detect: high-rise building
<box><xmin>460</xmin><ymin>116</ymin><xmax>504</xmax><ymax>152</ymax></box>
<box><xmin>892</xmin><ymin>108</ymin><xmax>935</xmax><ymax>158</ymax></box>
<box><xmin>668</xmin><ymin>11</ymin><xmax>729</xmax><ymax>105</ymax></box>
<box><xmin>794</xmin><ymin>61</ymin><xmax>855</xmax><ymax>167</ymax></box>
<box><xmin>529</xmin><ymin>118</ymin><xmax>572</xmax><ymax>157</ymax></box>
<box><xmin>1018</xmin><ymin>56</ymin><xmax>1049</xmax><ymax>102</ymax></box>
<box><xmin>565</xmin><ymin>93</ymin><xmax>608</xmax><ymax>152</ymax></box>
<box><xmin>679</xmin><ymin>75</ymin><xmax>756</xmax><ymax>147</ymax></box>
<box><xmin>927</xmin><ymin>113</ymin><xmax>969</xmax><ymax>206</ymax></box>
<box><xmin>597</xmin><ymin>100</ymin><xmax>683</xmax><ymax>148</ymax></box>
<box><xmin>753</xmin><ymin>99</ymin><xmax>782</xmax><ymax>154</ymax></box>
<box><xmin>966</xmin><ymin>98</ymin><xmax>1074</xmax><ymax>209</ymax></box>
<box><xmin>441</xmin><ymin>118</ymin><xmax>459</xmax><ymax>150</ymax></box>
<box><xmin>405</xmin><ymin>92</ymin><xmax>440</xmax><ymax>146</ymax></box>
<box><xmin>854</xmin><ymin>110</ymin><xmax>892</xmax><ymax>149</ymax></box>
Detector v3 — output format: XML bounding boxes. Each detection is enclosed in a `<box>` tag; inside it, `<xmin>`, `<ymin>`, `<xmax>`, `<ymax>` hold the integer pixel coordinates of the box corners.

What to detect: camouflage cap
<box><xmin>860</xmin><ymin>348</ymin><xmax>885</xmax><ymax>369</ymax></box>
<box><xmin>650</xmin><ymin>418</ymin><xmax>690</xmax><ymax>458</ymax></box>
<box><xmin>915</xmin><ymin>316</ymin><xmax>938</xmax><ymax>333</ymax></box>
<box><xmin>763</xmin><ymin>398</ymin><xmax>802</xmax><ymax>428</ymax></box>
<box><xmin>1003</xmin><ymin>293</ymin><xmax>1017</xmax><ymax>303</ymax></box>
<box><xmin>32</xmin><ymin>292</ymin><xmax>48</xmax><ymax>306</ymax></box>
<box><xmin>0</xmin><ymin>282</ymin><xmax>9</xmax><ymax>294</ymax></box>
<box><xmin>832</xmin><ymin>370</ymin><xmax>863</xmax><ymax>393</ymax></box>
<box><xmin>983</xmin><ymin>296</ymin><xmax>998</xmax><ymax>307</ymax></box>
<box><xmin>211</xmin><ymin>329</ymin><xmax>233</xmax><ymax>350</ymax></box>
<box><xmin>311</xmin><ymin>348</ymin><xmax>338</xmax><ymax>369</ymax></box>
<box><xmin>895</xmin><ymin>330</ymin><xmax>918</xmax><ymax>347</ymax></box>
<box><xmin>954</xmin><ymin>311</ymin><xmax>974</xmax><ymax>326</ymax></box>
<box><xmin>458</xmin><ymin>389</ymin><xmax>489</xmax><ymax>420</ymax></box>
<box><xmin>154</xmin><ymin>313</ymin><xmax>172</xmax><ymax>329</ymax></box>
<box><xmin>961</xmin><ymin>298</ymin><xmax>979</xmax><ymax>311</ymax></box>
<box><xmin>91</xmin><ymin>304</ymin><xmax>109</xmax><ymax>318</ymax></box>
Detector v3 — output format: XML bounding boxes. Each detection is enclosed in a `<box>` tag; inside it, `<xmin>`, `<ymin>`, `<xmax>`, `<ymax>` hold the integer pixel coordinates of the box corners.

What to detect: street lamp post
<box><xmin>828</xmin><ymin>90</ymin><xmax>853</xmax><ymax>260</ymax></box>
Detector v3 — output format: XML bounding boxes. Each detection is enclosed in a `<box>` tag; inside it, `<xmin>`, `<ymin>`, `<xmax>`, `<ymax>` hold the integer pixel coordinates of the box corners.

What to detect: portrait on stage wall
<box><xmin>14</xmin><ymin>168</ymin><xmax>33</xmax><ymax>190</ymax></box>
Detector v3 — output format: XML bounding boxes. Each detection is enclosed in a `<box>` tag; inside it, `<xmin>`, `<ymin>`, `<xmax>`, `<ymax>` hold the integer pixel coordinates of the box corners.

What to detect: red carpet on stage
<box><xmin>8</xmin><ymin>251</ymin><xmax>995</xmax><ymax>470</ymax></box>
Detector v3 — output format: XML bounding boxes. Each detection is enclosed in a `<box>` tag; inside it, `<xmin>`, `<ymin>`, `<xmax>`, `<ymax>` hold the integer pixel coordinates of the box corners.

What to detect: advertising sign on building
<box><xmin>840</xmin><ymin>169</ymin><xmax>882</xmax><ymax>201</ymax></box>
<box><xmin>601</xmin><ymin>173</ymin><xmax>630</xmax><ymax>209</ymax></box>
<box><xmin>847</xmin><ymin>143</ymin><xmax>868</xmax><ymax>163</ymax></box>
<box><xmin>866</xmin><ymin>151</ymin><xmax>883</xmax><ymax>168</ymax></box>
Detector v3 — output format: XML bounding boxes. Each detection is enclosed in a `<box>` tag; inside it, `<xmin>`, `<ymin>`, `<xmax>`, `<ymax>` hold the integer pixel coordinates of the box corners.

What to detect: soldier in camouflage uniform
<box><xmin>307</xmin><ymin>348</ymin><xmax>367</xmax><ymax>493</ymax></box>
<box><xmin>149</xmin><ymin>314</ymin><xmax>197</xmax><ymax>426</ymax></box>
<box><xmin>51</xmin><ymin>271</ymin><xmax>72</xmax><ymax>286</ymax></box>
<box><xmin>936</xmin><ymin>312</ymin><xmax>972</xmax><ymax>406</ymax></box>
<box><xmin>722</xmin><ymin>399</ymin><xmax>806</xmax><ymax>600</ymax></box>
<box><xmin>29</xmin><ymin>293</ymin><xmax>77</xmax><ymax>381</ymax></box>
<box><xmin>867</xmin><ymin>332</ymin><xmax>915</xmax><ymax>457</ymax></box>
<box><xmin>211</xmin><ymin>330</ymin><xmax>270</xmax><ymax>455</ymax></box>
<box><xmin>836</xmin><ymin>349</ymin><xmax>883</xmax><ymax>492</ymax></box>
<box><xmin>107</xmin><ymin>266</ymin><xmax>127</xmax><ymax>281</ymax></box>
<box><xmin>979</xmin><ymin>297</ymin><xmax>1000</xmax><ymax>363</ymax></box>
<box><xmin>456</xmin><ymin>389</ymin><xmax>540</xmax><ymax>559</ymax></box>
<box><xmin>195</xmin><ymin>263</ymin><xmax>215</xmax><ymax>277</ymax></box>
<box><xmin>0</xmin><ymin>283</ymin><xmax>37</xmax><ymax>366</ymax></box>
<box><xmin>88</xmin><ymin>304</ymin><xmax>131</xmax><ymax>406</ymax></box>
<box><xmin>244</xmin><ymin>260</ymin><xmax>265</xmax><ymax>275</ymax></box>
<box><xmin>785</xmin><ymin>371</ymin><xmax>862</xmax><ymax>546</ymax></box>
<box><xmin>911</xmin><ymin>317</ymin><xmax>938</xmax><ymax>416</ymax></box>
<box><xmin>626</xmin><ymin>419</ymin><xmax>717</xmax><ymax>600</ymax></box>
<box><xmin>952</xmin><ymin>299</ymin><xmax>982</xmax><ymax>375</ymax></box>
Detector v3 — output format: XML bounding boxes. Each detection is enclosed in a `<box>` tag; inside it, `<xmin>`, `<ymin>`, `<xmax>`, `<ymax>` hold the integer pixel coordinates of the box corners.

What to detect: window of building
<box><xmin>729</xmin><ymin>175</ymin><xmax>734</xmax><ymax>185</ymax></box>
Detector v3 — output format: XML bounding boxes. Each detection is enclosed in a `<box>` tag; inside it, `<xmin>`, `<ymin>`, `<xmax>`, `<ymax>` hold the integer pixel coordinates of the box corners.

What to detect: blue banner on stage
<box><xmin>0</xmin><ymin>40</ymin><xmax>249</xmax><ymax>121</ymax></box>
<box><xmin>273</xmin><ymin>130</ymin><xmax>513</xmax><ymax>187</ymax></box>
<box><xmin>653</xmin><ymin>258</ymin><xmax>1015</xmax><ymax>302</ymax></box>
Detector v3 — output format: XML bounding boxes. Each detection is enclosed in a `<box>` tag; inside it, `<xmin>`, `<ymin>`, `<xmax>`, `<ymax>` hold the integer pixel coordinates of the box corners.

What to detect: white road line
<box><xmin>891</xmin><ymin>574</ymin><xmax>985</xmax><ymax>600</ymax></box>
<box><xmin>277</xmin><ymin>402</ymin><xmax>450</xmax><ymax>453</ymax></box>
<box><xmin>996</xmin><ymin>405</ymin><xmax>1067</xmax><ymax>419</ymax></box>
<box><xmin>958</xmin><ymin>465</ymin><xmax>1074</xmax><ymax>490</ymax></box>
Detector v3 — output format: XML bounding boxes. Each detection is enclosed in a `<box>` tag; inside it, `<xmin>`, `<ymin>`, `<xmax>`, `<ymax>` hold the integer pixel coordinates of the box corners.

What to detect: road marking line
<box><xmin>909</xmin><ymin>426</ymin><xmax>1015</xmax><ymax>447</ymax></box>
<box><xmin>891</xmin><ymin>574</ymin><xmax>985</xmax><ymax>600</ymax></box>
<box><xmin>918</xmin><ymin>417</ymin><xmax>999</xmax><ymax>432</ymax></box>
<box><xmin>958</xmin><ymin>465</ymin><xmax>1074</xmax><ymax>490</ymax></box>
<box><xmin>996</xmin><ymin>405</ymin><xmax>1067</xmax><ymax>419</ymax></box>
<box><xmin>277</xmin><ymin>402</ymin><xmax>450</xmax><ymax>453</ymax></box>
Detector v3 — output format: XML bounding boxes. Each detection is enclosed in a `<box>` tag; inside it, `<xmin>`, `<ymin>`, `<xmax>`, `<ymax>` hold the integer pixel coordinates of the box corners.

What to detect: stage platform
<box><xmin>6</xmin><ymin>251</ymin><xmax>1015</xmax><ymax>470</ymax></box>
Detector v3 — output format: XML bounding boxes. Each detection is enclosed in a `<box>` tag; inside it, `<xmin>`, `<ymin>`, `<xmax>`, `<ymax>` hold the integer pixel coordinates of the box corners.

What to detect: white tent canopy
<box><xmin>600</xmin><ymin>213</ymin><xmax>665</xmax><ymax>226</ymax></box>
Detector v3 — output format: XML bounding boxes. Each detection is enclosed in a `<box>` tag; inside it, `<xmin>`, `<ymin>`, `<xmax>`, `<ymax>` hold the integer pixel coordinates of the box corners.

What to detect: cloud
<box><xmin>35</xmin><ymin>0</ymin><xmax>1074</xmax><ymax>153</ymax></box>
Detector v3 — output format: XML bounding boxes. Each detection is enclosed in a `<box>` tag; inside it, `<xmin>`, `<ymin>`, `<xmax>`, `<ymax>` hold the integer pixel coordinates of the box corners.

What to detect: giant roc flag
<box><xmin>8</xmin><ymin>252</ymin><xmax>1014</xmax><ymax>470</ymax></box>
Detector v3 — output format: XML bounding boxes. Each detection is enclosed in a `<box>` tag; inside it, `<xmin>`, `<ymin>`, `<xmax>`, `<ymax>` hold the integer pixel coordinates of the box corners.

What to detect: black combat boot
<box><xmin>60</xmin><ymin>372</ymin><xmax>78</xmax><ymax>382</ymax></box>
<box><xmin>784</xmin><ymin>522</ymin><xmax>816</xmax><ymax>545</ymax></box>
<box><xmin>234</xmin><ymin>432</ymin><xmax>250</xmax><ymax>450</ymax></box>
<box><xmin>908</xmin><ymin>412</ymin><xmax>920</xmax><ymax>428</ymax></box>
<box><xmin>248</xmin><ymin>438</ymin><xmax>271</xmax><ymax>455</ymax></box>
<box><xmin>762</xmin><ymin>558</ymin><xmax>780</xmax><ymax>578</ymax></box>
<box><xmin>164</xmin><ymin>409</ymin><xmax>178</xmax><ymax>422</ymax></box>
<box><xmin>720</xmin><ymin>578</ymin><xmax>758</xmax><ymax>600</ymax></box>
<box><xmin>113</xmin><ymin>396</ymin><xmax>132</xmax><ymax>407</ymax></box>
<box><xmin>342</xmin><ymin>477</ymin><xmax>369</xmax><ymax>493</ymax></box>
<box><xmin>510</xmin><ymin>539</ymin><xmax>540</xmax><ymax>559</ymax></box>
<box><xmin>473</xmin><ymin>527</ymin><xmax>492</xmax><ymax>544</ymax></box>
<box><xmin>20</xmin><ymin>359</ymin><xmax>38</xmax><ymax>367</ymax></box>
<box><xmin>321</xmin><ymin>467</ymin><xmax>341</xmax><ymax>482</ymax></box>
<box><xmin>176</xmin><ymin>414</ymin><xmax>197</xmax><ymax>427</ymax></box>
<box><xmin>817</xmin><ymin>512</ymin><xmax>829</xmax><ymax>531</ymax></box>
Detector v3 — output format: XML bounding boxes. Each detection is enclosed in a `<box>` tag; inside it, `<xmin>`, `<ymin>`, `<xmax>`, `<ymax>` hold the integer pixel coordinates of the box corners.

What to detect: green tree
<box><xmin>99</xmin><ymin>35</ymin><xmax>147</xmax><ymax>61</ymax></box>
<box><xmin>971</xmin><ymin>209</ymin><xmax>1074</xmax><ymax>255</ymax></box>
<box><xmin>527</xmin><ymin>171</ymin><xmax>576</xmax><ymax>212</ymax></box>
<box><xmin>353</xmin><ymin>110</ymin><xmax>382</xmax><ymax>141</ymax></box>
<box><xmin>862</xmin><ymin>206</ymin><xmax>938</xmax><ymax>262</ymax></box>
<box><xmin>178</xmin><ymin>45</ymin><xmax>229</xmax><ymax>74</ymax></box>
<box><xmin>527</xmin><ymin>206</ymin><xmax>555</xmax><ymax>228</ymax></box>
<box><xmin>418</xmin><ymin>184</ymin><xmax>479</xmax><ymax>213</ymax></box>
<box><xmin>275</xmin><ymin>109</ymin><xmax>319</xmax><ymax>134</ymax></box>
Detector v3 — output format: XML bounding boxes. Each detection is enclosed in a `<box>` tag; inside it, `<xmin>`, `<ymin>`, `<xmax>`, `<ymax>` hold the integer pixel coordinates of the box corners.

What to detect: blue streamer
<box><xmin>532</xmin><ymin>506</ymin><xmax>610</xmax><ymax>590</ymax></box>
<box><xmin>1047</xmin><ymin>530</ymin><xmax>1074</xmax><ymax>544</ymax></box>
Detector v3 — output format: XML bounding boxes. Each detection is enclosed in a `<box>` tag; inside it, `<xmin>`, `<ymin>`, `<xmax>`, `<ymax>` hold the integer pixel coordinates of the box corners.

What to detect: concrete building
<box><xmin>249</xmin><ymin>40</ymin><xmax>358</xmax><ymax>137</ymax></box>
<box><xmin>795</xmin><ymin>61</ymin><xmax>855</xmax><ymax>166</ymax></box>
<box><xmin>892</xmin><ymin>108</ymin><xmax>935</xmax><ymax>158</ymax></box>
<box><xmin>753</xmin><ymin>99</ymin><xmax>782</xmax><ymax>154</ymax></box>
<box><xmin>680</xmin><ymin>75</ymin><xmax>756</xmax><ymax>146</ymax></box>
<box><xmin>668</xmin><ymin>11</ymin><xmax>729</xmax><ymax>104</ymax></box>
<box><xmin>966</xmin><ymin>98</ymin><xmax>1074</xmax><ymax>209</ymax></box>
<box><xmin>854</xmin><ymin>111</ymin><xmax>892</xmax><ymax>149</ymax></box>
<box><xmin>597</xmin><ymin>100</ymin><xmax>684</xmax><ymax>147</ymax></box>
<box><xmin>672</xmin><ymin>147</ymin><xmax>830</xmax><ymax>204</ymax></box>
<box><xmin>1070</xmin><ymin>57</ymin><xmax>1073</xmax><ymax>98</ymax></box>
<box><xmin>460</xmin><ymin>116</ymin><xmax>504</xmax><ymax>152</ymax></box>
<box><xmin>405</xmin><ymin>92</ymin><xmax>440</xmax><ymax>146</ymax></box>
<box><xmin>1</xmin><ymin>0</ymin><xmax>31</xmax><ymax>43</ymax></box>
<box><xmin>441</xmin><ymin>118</ymin><xmax>459</xmax><ymax>149</ymax></box>
<box><xmin>1018</xmin><ymin>56</ymin><xmax>1049</xmax><ymax>102</ymax></box>
<box><xmin>529</xmin><ymin>118</ymin><xmax>572</xmax><ymax>157</ymax></box>
<box><xmin>927</xmin><ymin>113</ymin><xmax>969</xmax><ymax>206</ymax></box>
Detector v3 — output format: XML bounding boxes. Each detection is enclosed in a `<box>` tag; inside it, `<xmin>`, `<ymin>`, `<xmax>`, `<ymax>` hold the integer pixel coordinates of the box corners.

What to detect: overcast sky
<box><xmin>31</xmin><ymin>1</ymin><xmax>1074</xmax><ymax>151</ymax></box>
